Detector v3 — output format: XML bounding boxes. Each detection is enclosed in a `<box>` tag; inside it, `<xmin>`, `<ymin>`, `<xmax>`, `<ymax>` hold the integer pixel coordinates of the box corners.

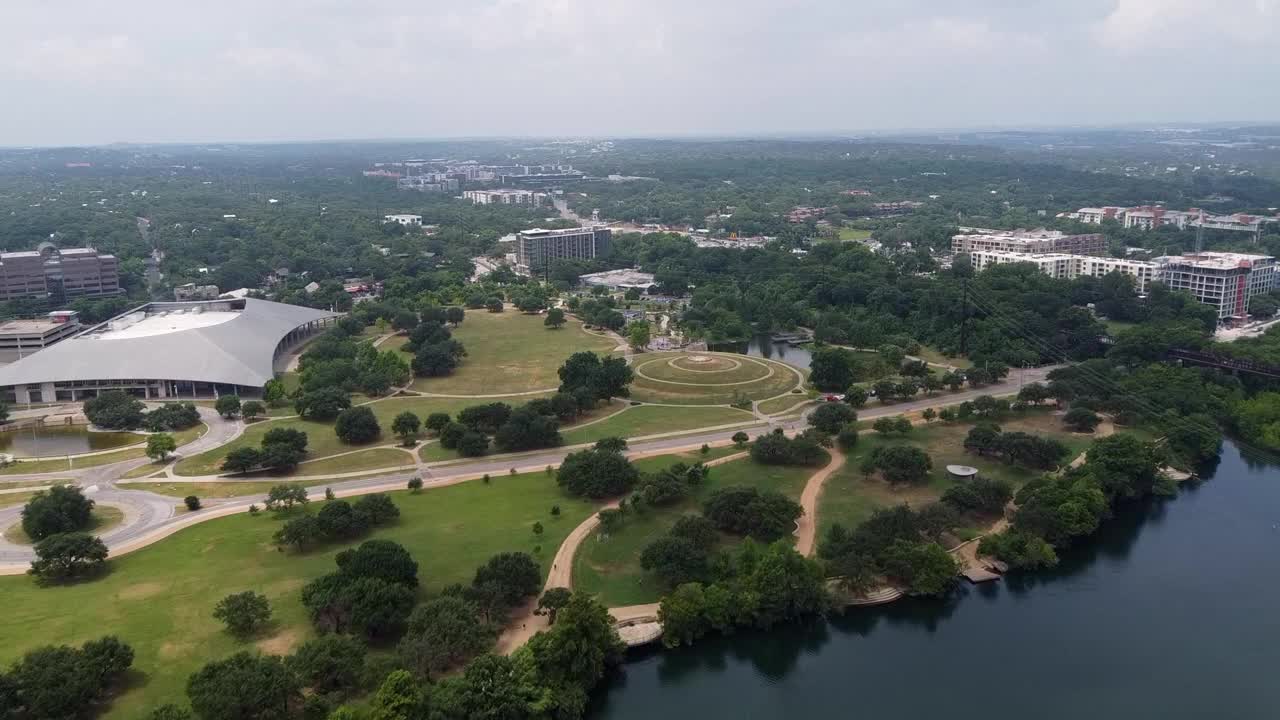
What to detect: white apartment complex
<box><xmin>1061</xmin><ymin>206</ymin><xmax>1279</xmax><ymax>234</ymax></box>
<box><xmin>462</xmin><ymin>189</ymin><xmax>547</xmax><ymax>207</ymax></box>
<box><xmin>383</xmin><ymin>214</ymin><xmax>422</xmax><ymax>226</ymax></box>
<box><xmin>967</xmin><ymin>251</ymin><xmax>1161</xmax><ymax>293</ymax></box>
<box><xmin>969</xmin><ymin>249</ymin><xmax>1277</xmax><ymax>320</ymax></box>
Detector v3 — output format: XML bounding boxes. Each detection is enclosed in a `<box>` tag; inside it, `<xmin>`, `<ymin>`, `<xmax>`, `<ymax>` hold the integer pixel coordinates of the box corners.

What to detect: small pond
<box><xmin>0</xmin><ymin>426</ymin><xmax>143</xmax><ymax>457</ymax></box>
<box><xmin>710</xmin><ymin>335</ymin><xmax>813</xmax><ymax>370</ymax></box>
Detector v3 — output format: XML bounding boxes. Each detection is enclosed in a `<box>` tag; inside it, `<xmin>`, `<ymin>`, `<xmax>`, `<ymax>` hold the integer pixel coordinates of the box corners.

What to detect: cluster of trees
<box><xmin>436</xmin><ymin>397</ymin><xmax>569</xmax><ymax>458</ymax></box>
<box><xmin>819</xmin><ymin>505</ymin><xmax>960</xmax><ymax>597</ymax></box>
<box><xmin>567</xmin><ymin>295</ymin><xmax>625</xmax><ymax>330</ymax></box>
<box><xmin>301</xmin><ymin>539</ymin><xmax>420</xmax><ymax>639</ymax></box>
<box><xmin>19</xmin><ymin>486</ymin><xmax>112</xmax><ymax>583</ymax></box>
<box><xmin>703</xmin><ymin>486</ymin><xmax>803</xmax><ymax>541</ymax></box>
<box><xmin>296</xmin><ymin>323</ymin><xmax>411</xmax><ymax>397</ymax></box>
<box><xmin>963</xmin><ymin>424</ymin><xmax>1070</xmax><ymax>470</ymax></box>
<box><xmin>628</xmin><ymin>459</ymin><xmax>709</xmax><ymax>509</ymax></box>
<box><xmin>274</xmin><ymin>493</ymin><xmax>400</xmax><ymax>550</ymax></box>
<box><xmin>980</xmin><ymin>434</ymin><xmax>1169</xmax><ymax>570</ymax></box>
<box><xmin>558</xmin><ymin>441</ymin><xmax>640</xmax><ymax>498</ymax></box>
<box><xmin>83</xmin><ymin>392</ymin><xmax>201</xmax><ymax>432</ymax></box>
<box><xmin>859</xmin><ymin>445</ymin><xmax>934</xmax><ymax>484</ymax></box>
<box><xmin>0</xmin><ymin>636</ymin><xmax>134</xmax><ymax>719</ymax></box>
<box><xmin>221</xmin><ymin>428</ymin><xmax>309</xmax><ymax>474</ymax></box>
<box><xmin>404</xmin><ymin>320</ymin><xmax>468</xmax><ymax>378</ymax></box>
<box><xmin>557</xmin><ymin>351</ymin><xmax>634</xmax><ymax>404</ymax></box>
<box><xmin>749</xmin><ymin>429</ymin><xmax>828</xmax><ymax>467</ymax></box>
<box><xmin>658</xmin><ymin>540</ymin><xmax>827</xmax><ymax>647</ymax></box>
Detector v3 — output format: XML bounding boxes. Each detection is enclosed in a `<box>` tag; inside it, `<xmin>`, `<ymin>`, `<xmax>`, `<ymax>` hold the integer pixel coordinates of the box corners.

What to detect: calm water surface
<box><xmin>712</xmin><ymin>336</ymin><xmax>813</xmax><ymax>370</ymax></box>
<box><xmin>0</xmin><ymin>426</ymin><xmax>141</xmax><ymax>457</ymax></box>
<box><xmin>588</xmin><ymin>441</ymin><xmax>1280</xmax><ymax>720</ymax></box>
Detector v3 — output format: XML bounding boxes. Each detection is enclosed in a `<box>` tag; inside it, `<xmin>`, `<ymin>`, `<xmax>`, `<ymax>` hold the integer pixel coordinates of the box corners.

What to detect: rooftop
<box><xmin>0</xmin><ymin>298</ymin><xmax>336</xmax><ymax>388</ymax></box>
<box><xmin>579</xmin><ymin>268</ymin><xmax>656</xmax><ymax>288</ymax></box>
<box><xmin>0</xmin><ymin>319</ymin><xmax>65</xmax><ymax>336</ymax></box>
<box><xmin>1156</xmin><ymin>252</ymin><xmax>1275</xmax><ymax>270</ymax></box>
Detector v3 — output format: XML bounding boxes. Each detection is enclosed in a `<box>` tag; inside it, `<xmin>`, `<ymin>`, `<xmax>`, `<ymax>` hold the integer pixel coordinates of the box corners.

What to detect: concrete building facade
<box><xmin>0</xmin><ymin>311</ymin><xmax>81</xmax><ymax>363</ymax></box>
<box><xmin>0</xmin><ymin>244</ymin><xmax>121</xmax><ymax>303</ymax></box>
<box><xmin>462</xmin><ymin>189</ymin><xmax>547</xmax><ymax>207</ymax></box>
<box><xmin>1154</xmin><ymin>252</ymin><xmax>1278</xmax><ymax>320</ymax></box>
<box><xmin>952</xmin><ymin>230</ymin><xmax>1106</xmax><ymax>256</ymax></box>
<box><xmin>383</xmin><ymin>214</ymin><xmax>423</xmax><ymax>226</ymax></box>
<box><xmin>516</xmin><ymin>227</ymin><xmax>612</xmax><ymax>275</ymax></box>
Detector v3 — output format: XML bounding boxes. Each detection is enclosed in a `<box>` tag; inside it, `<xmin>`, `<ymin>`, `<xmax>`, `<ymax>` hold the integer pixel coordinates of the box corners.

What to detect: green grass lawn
<box><xmin>757</xmin><ymin>394</ymin><xmax>811</xmax><ymax>416</ymax></box>
<box><xmin>0</xmin><ymin>470</ymin><xmax>610</xmax><ymax>719</ymax></box>
<box><xmin>629</xmin><ymin>352</ymin><xmax>803</xmax><ymax>405</ymax></box>
<box><xmin>285</xmin><ymin>448</ymin><xmax>413</xmax><ymax>477</ymax></box>
<box><xmin>406</xmin><ymin>311</ymin><xmax>615</xmax><ymax>395</ymax></box>
<box><xmin>3</xmin><ymin>505</ymin><xmax>125</xmax><ymax>545</ymax></box>
<box><xmin>175</xmin><ymin>396</ymin><xmax>543</xmax><ymax>477</ymax></box>
<box><xmin>915</xmin><ymin>345</ymin><xmax>972</xmax><ymax>369</ymax></box>
<box><xmin>117</xmin><ymin>481</ymin><xmax>308</xmax><ymax>499</ymax></box>
<box><xmin>1102</xmin><ymin>318</ymin><xmax>1138</xmax><ymax>336</ymax></box>
<box><xmin>573</xmin><ymin>453</ymin><xmax>826</xmax><ymax>607</ymax></box>
<box><xmin>560</xmin><ymin>405</ymin><xmax>756</xmax><ymax>446</ymax></box>
<box><xmin>0</xmin><ymin>491</ymin><xmax>38</xmax><ymax>508</ymax></box>
<box><xmin>816</xmin><ymin>410</ymin><xmax>1098</xmax><ymax>539</ymax></box>
<box><xmin>838</xmin><ymin>227</ymin><xmax>873</xmax><ymax>241</ymax></box>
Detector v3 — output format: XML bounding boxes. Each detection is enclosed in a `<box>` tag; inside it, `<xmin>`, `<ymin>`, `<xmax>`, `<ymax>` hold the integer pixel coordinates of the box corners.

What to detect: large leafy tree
<box><xmin>556</xmin><ymin>447</ymin><xmax>639</xmax><ymax>498</ymax></box>
<box><xmin>21</xmin><ymin>485</ymin><xmax>95</xmax><ymax>540</ymax></box>
<box><xmin>186</xmin><ymin>651</ymin><xmax>300</xmax><ymax>720</ymax></box>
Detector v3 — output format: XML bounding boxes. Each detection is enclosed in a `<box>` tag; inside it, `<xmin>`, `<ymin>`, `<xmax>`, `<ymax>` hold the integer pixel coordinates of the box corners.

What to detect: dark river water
<box><xmin>712</xmin><ymin>336</ymin><xmax>813</xmax><ymax>370</ymax></box>
<box><xmin>587</xmin><ymin>440</ymin><xmax>1280</xmax><ymax>720</ymax></box>
<box><xmin>0</xmin><ymin>426</ymin><xmax>141</xmax><ymax>457</ymax></box>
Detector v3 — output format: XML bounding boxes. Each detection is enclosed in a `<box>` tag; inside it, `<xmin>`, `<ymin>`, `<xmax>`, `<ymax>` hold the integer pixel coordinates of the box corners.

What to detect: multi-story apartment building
<box><xmin>0</xmin><ymin>244</ymin><xmax>121</xmax><ymax>304</ymax></box>
<box><xmin>515</xmin><ymin>227</ymin><xmax>612</xmax><ymax>275</ymax></box>
<box><xmin>968</xmin><ymin>249</ymin><xmax>1276</xmax><ymax>319</ymax></box>
<box><xmin>462</xmin><ymin>189</ymin><xmax>547</xmax><ymax>207</ymax></box>
<box><xmin>1154</xmin><ymin>252</ymin><xmax>1278</xmax><ymax>320</ymax></box>
<box><xmin>1062</xmin><ymin>206</ymin><xmax>1279</xmax><ymax>235</ymax></box>
<box><xmin>967</xmin><ymin>251</ymin><xmax>1161</xmax><ymax>292</ymax></box>
<box><xmin>952</xmin><ymin>230</ymin><xmax>1106</xmax><ymax>256</ymax></box>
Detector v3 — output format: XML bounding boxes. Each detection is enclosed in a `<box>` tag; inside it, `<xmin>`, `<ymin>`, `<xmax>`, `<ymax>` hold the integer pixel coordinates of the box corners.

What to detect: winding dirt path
<box><xmin>794</xmin><ymin>448</ymin><xmax>846</xmax><ymax>557</ymax></box>
<box><xmin>494</xmin><ymin>450</ymin><xmax>751</xmax><ymax>654</ymax></box>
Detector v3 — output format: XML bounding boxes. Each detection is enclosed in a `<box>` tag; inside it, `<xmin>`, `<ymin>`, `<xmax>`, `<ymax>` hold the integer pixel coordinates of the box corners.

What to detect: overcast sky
<box><xmin>3</xmin><ymin>0</ymin><xmax>1278</xmax><ymax>146</ymax></box>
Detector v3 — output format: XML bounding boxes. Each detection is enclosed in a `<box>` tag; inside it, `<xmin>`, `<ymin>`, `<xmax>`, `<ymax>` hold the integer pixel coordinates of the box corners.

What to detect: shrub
<box><xmin>29</xmin><ymin>532</ymin><xmax>108</xmax><ymax>582</ymax></box>
<box><xmin>184</xmin><ymin>495</ymin><xmax>201</xmax><ymax>511</ymax></box>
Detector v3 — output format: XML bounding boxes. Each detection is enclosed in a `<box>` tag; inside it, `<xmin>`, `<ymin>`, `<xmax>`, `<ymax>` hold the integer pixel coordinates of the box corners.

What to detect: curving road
<box><xmin>0</xmin><ymin>366</ymin><xmax>1057</xmax><ymax>573</ymax></box>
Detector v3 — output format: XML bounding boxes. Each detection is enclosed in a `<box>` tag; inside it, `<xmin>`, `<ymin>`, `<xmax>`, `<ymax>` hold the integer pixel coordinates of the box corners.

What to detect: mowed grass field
<box><xmin>404</xmin><ymin>310</ymin><xmax>616</xmax><ymax>395</ymax></box>
<box><xmin>629</xmin><ymin>352</ymin><xmax>803</xmax><ymax>405</ymax></box>
<box><xmin>174</xmin><ymin>395</ymin><xmax>545</xmax><ymax>476</ymax></box>
<box><xmin>816</xmin><ymin>410</ymin><xmax>1097</xmax><ymax>538</ymax></box>
<box><xmin>573</xmin><ymin>453</ymin><xmax>828</xmax><ymax>607</ymax></box>
<box><xmin>0</xmin><ymin>469</ymin><xmax>612</xmax><ymax>719</ymax></box>
<box><xmin>560</xmin><ymin>405</ymin><xmax>757</xmax><ymax>446</ymax></box>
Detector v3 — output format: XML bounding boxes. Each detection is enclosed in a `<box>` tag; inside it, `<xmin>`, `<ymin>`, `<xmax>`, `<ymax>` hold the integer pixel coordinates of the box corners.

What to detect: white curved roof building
<box><xmin>0</xmin><ymin>298</ymin><xmax>337</xmax><ymax>404</ymax></box>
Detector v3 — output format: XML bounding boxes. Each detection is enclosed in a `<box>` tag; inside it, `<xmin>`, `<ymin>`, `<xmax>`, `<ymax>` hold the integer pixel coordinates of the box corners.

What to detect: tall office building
<box><xmin>951</xmin><ymin>230</ymin><xmax>1106</xmax><ymax>256</ymax></box>
<box><xmin>515</xmin><ymin>227</ymin><xmax>612</xmax><ymax>275</ymax></box>
<box><xmin>0</xmin><ymin>244</ymin><xmax>121</xmax><ymax>304</ymax></box>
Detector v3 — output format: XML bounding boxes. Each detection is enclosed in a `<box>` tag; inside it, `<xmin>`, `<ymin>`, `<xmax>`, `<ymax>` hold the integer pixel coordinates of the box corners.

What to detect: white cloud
<box><xmin>0</xmin><ymin>0</ymin><xmax>1277</xmax><ymax>144</ymax></box>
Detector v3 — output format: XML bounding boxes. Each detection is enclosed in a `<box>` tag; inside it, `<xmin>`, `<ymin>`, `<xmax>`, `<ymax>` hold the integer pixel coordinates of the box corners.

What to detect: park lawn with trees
<box><xmin>560</xmin><ymin>404</ymin><xmax>757</xmax><ymax>446</ymax></box>
<box><xmin>816</xmin><ymin>411</ymin><xmax>1097</xmax><ymax>539</ymax></box>
<box><xmin>274</xmin><ymin>448</ymin><xmax>414</xmax><ymax>477</ymax></box>
<box><xmin>116</xmin><ymin>481</ymin><xmax>307</xmax><ymax>499</ymax></box>
<box><xmin>175</xmin><ymin>395</ymin><xmax>539</xmax><ymax>476</ymax></box>
<box><xmin>0</xmin><ymin>469</ymin><xmax>606</xmax><ymax>719</ymax></box>
<box><xmin>627</xmin><ymin>352</ymin><xmax>803</xmax><ymax>405</ymax></box>
<box><xmin>757</xmin><ymin>394</ymin><xmax>812</xmax><ymax>416</ymax></box>
<box><xmin>402</xmin><ymin>309</ymin><xmax>615</xmax><ymax>395</ymax></box>
<box><xmin>3</xmin><ymin>505</ymin><xmax>125</xmax><ymax>545</ymax></box>
<box><xmin>573</xmin><ymin>452</ymin><xmax>826</xmax><ymax>607</ymax></box>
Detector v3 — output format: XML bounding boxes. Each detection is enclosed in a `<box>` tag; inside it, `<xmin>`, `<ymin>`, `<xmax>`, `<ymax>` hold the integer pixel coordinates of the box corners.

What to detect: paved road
<box><xmin>0</xmin><ymin>366</ymin><xmax>1057</xmax><ymax>572</ymax></box>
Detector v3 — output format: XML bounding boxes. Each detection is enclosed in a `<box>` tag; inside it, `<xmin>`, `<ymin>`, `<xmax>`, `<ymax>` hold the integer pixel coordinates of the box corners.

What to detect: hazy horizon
<box><xmin>4</xmin><ymin>0</ymin><xmax>1279</xmax><ymax>147</ymax></box>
